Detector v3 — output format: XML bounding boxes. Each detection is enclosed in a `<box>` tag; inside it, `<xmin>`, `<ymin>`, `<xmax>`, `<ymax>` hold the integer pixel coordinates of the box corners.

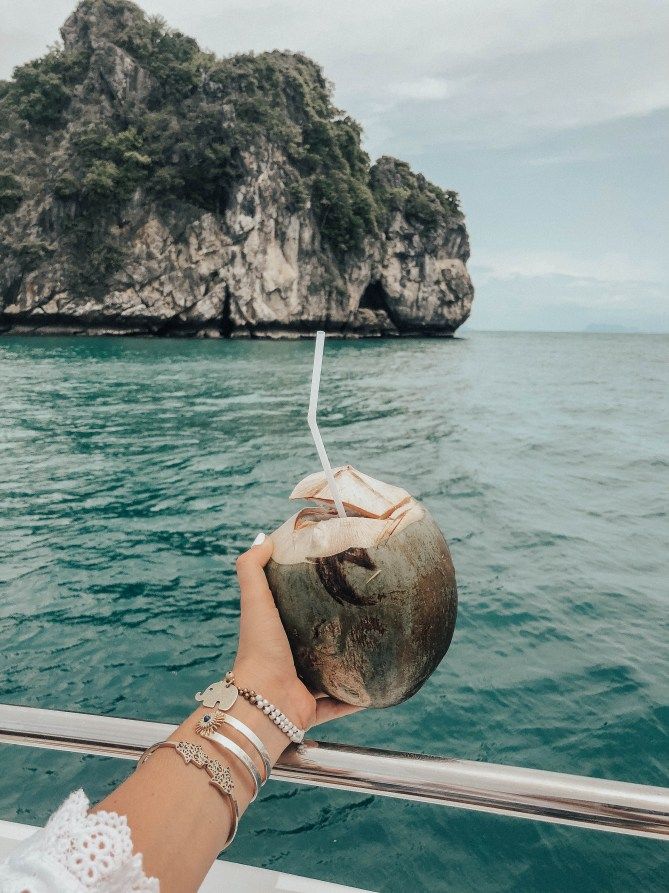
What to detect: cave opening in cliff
<box><xmin>220</xmin><ymin>286</ymin><xmax>233</xmax><ymax>338</ymax></box>
<box><xmin>360</xmin><ymin>280</ymin><xmax>388</xmax><ymax>312</ymax></box>
<box><xmin>359</xmin><ymin>280</ymin><xmax>399</xmax><ymax>328</ymax></box>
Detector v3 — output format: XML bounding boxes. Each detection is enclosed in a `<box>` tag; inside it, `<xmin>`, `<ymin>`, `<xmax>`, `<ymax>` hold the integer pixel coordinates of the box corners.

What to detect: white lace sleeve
<box><xmin>0</xmin><ymin>790</ymin><xmax>159</xmax><ymax>893</ymax></box>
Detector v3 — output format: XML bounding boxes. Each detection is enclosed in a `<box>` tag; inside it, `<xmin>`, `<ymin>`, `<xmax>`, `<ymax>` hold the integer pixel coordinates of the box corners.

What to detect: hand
<box><xmin>234</xmin><ymin>533</ymin><xmax>362</xmax><ymax>731</ymax></box>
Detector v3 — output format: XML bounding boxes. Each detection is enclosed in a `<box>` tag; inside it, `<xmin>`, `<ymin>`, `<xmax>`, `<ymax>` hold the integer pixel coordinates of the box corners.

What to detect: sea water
<box><xmin>0</xmin><ymin>332</ymin><xmax>667</xmax><ymax>892</ymax></box>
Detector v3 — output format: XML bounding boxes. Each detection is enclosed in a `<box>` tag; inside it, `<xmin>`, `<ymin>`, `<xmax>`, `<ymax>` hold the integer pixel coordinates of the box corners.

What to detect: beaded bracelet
<box><xmin>224</xmin><ymin>671</ymin><xmax>305</xmax><ymax>743</ymax></box>
<box><xmin>194</xmin><ymin>674</ymin><xmax>305</xmax><ymax>744</ymax></box>
<box><xmin>137</xmin><ymin>740</ymin><xmax>238</xmax><ymax>849</ymax></box>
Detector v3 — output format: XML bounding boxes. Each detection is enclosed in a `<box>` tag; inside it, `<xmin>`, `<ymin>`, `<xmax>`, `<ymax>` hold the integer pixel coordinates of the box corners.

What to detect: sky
<box><xmin>1</xmin><ymin>0</ymin><xmax>668</xmax><ymax>332</ymax></box>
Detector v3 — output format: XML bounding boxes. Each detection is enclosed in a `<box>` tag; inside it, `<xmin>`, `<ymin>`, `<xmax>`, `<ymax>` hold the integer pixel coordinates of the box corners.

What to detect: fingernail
<box><xmin>252</xmin><ymin>532</ymin><xmax>266</xmax><ymax>547</ymax></box>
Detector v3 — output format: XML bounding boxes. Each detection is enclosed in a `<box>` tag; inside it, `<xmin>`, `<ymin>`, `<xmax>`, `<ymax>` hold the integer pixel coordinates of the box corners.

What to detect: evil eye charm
<box><xmin>195</xmin><ymin>710</ymin><xmax>225</xmax><ymax>737</ymax></box>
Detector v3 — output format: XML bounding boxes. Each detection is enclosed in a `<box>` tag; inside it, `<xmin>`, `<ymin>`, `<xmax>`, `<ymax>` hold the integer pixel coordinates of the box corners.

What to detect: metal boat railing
<box><xmin>0</xmin><ymin>703</ymin><xmax>667</xmax><ymax>840</ymax></box>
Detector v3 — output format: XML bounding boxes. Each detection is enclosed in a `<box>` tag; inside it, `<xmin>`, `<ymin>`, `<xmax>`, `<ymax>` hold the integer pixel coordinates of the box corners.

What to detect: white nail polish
<box><xmin>252</xmin><ymin>532</ymin><xmax>266</xmax><ymax>546</ymax></box>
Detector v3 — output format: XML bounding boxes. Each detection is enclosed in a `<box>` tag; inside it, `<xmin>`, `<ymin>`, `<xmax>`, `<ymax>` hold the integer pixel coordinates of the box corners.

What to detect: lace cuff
<box><xmin>0</xmin><ymin>789</ymin><xmax>159</xmax><ymax>892</ymax></box>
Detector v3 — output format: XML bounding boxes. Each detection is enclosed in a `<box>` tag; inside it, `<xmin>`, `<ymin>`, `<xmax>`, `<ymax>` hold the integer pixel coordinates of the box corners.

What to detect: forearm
<box><xmin>89</xmin><ymin>535</ymin><xmax>355</xmax><ymax>893</ymax></box>
<box><xmin>93</xmin><ymin>697</ymin><xmax>292</xmax><ymax>893</ymax></box>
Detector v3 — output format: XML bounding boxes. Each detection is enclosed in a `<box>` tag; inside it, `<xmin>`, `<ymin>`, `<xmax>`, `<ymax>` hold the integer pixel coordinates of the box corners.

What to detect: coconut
<box><xmin>266</xmin><ymin>465</ymin><xmax>457</xmax><ymax>707</ymax></box>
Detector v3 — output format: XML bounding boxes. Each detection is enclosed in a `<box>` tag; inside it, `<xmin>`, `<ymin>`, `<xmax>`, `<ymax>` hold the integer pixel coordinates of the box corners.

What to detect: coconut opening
<box><xmin>270</xmin><ymin>466</ymin><xmax>424</xmax><ymax>564</ymax></box>
<box><xmin>293</xmin><ymin>505</ymin><xmax>369</xmax><ymax>530</ymax></box>
<box><xmin>290</xmin><ymin>465</ymin><xmax>411</xmax><ymax>519</ymax></box>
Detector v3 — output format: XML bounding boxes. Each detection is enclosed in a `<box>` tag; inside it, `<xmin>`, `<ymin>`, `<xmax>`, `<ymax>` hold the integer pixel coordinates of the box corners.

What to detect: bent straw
<box><xmin>308</xmin><ymin>331</ymin><xmax>347</xmax><ymax>518</ymax></box>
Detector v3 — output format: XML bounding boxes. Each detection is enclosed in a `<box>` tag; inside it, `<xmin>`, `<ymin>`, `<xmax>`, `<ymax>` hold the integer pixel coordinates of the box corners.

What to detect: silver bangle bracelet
<box><xmin>203</xmin><ymin>731</ymin><xmax>262</xmax><ymax>801</ymax></box>
<box><xmin>196</xmin><ymin>710</ymin><xmax>271</xmax><ymax>782</ymax></box>
<box><xmin>218</xmin><ymin>714</ymin><xmax>272</xmax><ymax>781</ymax></box>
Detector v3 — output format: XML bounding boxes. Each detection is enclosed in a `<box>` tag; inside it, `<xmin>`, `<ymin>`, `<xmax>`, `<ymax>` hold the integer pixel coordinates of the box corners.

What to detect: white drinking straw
<box><xmin>308</xmin><ymin>331</ymin><xmax>347</xmax><ymax>518</ymax></box>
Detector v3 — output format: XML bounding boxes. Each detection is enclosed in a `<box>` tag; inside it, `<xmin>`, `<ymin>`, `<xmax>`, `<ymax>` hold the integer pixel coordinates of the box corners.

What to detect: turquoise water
<box><xmin>0</xmin><ymin>332</ymin><xmax>667</xmax><ymax>892</ymax></box>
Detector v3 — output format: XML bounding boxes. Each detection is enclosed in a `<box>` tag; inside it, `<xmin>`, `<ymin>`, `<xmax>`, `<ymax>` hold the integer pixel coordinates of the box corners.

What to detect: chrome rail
<box><xmin>0</xmin><ymin>704</ymin><xmax>667</xmax><ymax>840</ymax></box>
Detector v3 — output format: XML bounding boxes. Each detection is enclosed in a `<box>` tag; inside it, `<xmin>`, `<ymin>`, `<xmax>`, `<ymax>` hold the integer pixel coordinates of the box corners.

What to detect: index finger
<box><xmin>235</xmin><ymin>534</ymin><xmax>279</xmax><ymax>628</ymax></box>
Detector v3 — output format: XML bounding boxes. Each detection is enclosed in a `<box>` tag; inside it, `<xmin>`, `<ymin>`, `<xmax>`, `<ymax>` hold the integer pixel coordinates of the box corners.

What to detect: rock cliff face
<box><xmin>0</xmin><ymin>0</ymin><xmax>474</xmax><ymax>337</ymax></box>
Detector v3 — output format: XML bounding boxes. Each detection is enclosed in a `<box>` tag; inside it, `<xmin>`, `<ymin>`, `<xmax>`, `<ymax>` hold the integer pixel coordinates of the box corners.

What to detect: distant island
<box><xmin>0</xmin><ymin>0</ymin><xmax>473</xmax><ymax>338</ymax></box>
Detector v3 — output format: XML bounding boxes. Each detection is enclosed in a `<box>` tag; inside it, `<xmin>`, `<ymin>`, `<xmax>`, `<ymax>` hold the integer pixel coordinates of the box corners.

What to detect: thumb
<box><xmin>313</xmin><ymin>698</ymin><xmax>365</xmax><ymax>727</ymax></box>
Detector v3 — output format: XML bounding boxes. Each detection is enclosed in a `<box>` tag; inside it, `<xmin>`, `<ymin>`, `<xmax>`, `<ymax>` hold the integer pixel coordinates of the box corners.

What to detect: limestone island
<box><xmin>0</xmin><ymin>0</ymin><xmax>474</xmax><ymax>338</ymax></box>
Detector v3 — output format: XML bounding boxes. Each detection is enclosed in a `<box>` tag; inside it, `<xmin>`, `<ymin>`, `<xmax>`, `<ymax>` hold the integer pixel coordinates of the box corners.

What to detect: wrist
<box><xmin>232</xmin><ymin>661</ymin><xmax>315</xmax><ymax>731</ymax></box>
<box><xmin>176</xmin><ymin>669</ymin><xmax>311</xmax><ymax>808</ymax></box>
<box><xmin>171</xmin><ymin>705</ymin><xmax>280</xmax><ymax>811</ymax></box>
<box><xmin>177</xmin><ymin>697</ymin><xmax>296</xmax><ymax>780</ymax></box>
<box><xmin>226</xmin><ymin>698</ymin><xmax>289</xmax><ymax>766</ymax></box>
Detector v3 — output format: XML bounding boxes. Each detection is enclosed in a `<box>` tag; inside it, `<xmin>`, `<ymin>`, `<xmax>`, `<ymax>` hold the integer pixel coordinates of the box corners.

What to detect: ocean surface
<box><xmin>0</xmin><ymin>332</ymin><xmax>667</xmax><ymax>892</ymax></box>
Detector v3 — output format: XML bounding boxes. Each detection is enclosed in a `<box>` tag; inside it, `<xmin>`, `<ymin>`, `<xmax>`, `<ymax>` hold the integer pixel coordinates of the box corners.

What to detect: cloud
<box><xmin>468</xmin><ymin>249</ymin><xmax>669</xmax><ymax>331</ymax></box>
<box><xmin>472</xmin><ymin>250</ymin><xmax>664</xmax><ymax>285</ymax></box>
<box><xmin>526</xmin><ymin>148</ymin><xmax>611</xmax><ymax>166</ymax></box>
<box><xmin>467</xmin><ymin>275</ymin><xmax>669</xmax><ymax>331</ymax></box>
<box><xmin>393</xmin><ymin>77</ymin><xmax>455</xmax><ymax>102</ymax></box>
<box><xmin>357</xmin><ymin>36</ymin><xmax>669</xmax><ymax>153</ymax></box>
<box><xmin>182</xmin><ymin>0</ymin><xmax>669</xmax><ymax>148</ymax></box>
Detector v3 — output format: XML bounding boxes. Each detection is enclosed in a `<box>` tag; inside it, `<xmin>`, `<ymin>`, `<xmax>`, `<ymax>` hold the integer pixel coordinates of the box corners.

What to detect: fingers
<box><xmin>236</xmin><ymin>533</ymin><xmax>274</xmax><ymax>597</ymax></box>
<box><xmin>237</xmin><ymin>532</ymin><xmax>274</xmax><ymax>569</ymax></box>
<box><xmin>236</xmin><ymin>532</ymin><xmax>283</xmax><ymax>638</ymax></box>
<box><xmin>312</xmin><ymin>697</ymin><xmax>365</xmax><ymax>727</ymax></box>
